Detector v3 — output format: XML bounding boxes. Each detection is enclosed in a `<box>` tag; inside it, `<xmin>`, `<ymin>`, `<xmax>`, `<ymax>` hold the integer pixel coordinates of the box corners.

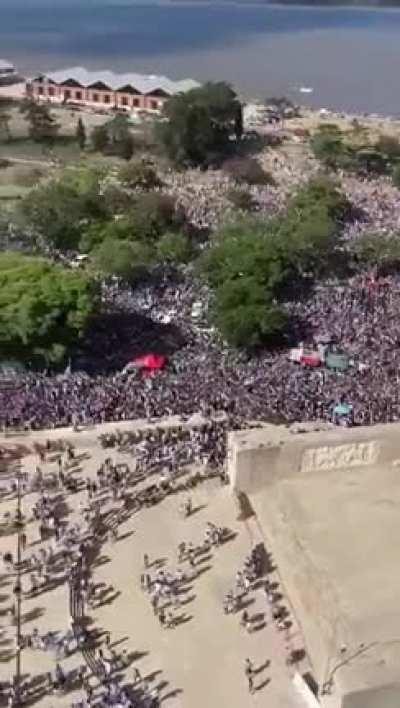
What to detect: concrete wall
<box><xmin>228</xmin><ymin>421</ymin><xmax>400</xmax><ymax>695</ymax></box>
<box><xmin>228</xmin><ymin>421</ymin><xmax>400</xmax><ymax>495</ymax></box>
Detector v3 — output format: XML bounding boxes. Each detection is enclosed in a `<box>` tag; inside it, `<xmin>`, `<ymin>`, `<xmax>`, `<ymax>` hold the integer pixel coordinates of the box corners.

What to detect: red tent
<box><xmin>132</xmin><ymin>354</ymin><xmax>167</xmax><ymax>371</ymax></box>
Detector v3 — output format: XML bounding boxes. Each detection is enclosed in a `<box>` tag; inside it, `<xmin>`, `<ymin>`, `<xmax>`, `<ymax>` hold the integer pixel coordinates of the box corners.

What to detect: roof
<box><xmin>33</xmin><ymin>66</ymin><xmax>199</xmax><ymax>95</ymax></box>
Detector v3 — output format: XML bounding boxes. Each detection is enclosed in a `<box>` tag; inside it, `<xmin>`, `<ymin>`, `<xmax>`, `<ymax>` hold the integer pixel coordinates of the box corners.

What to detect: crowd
<box><xmin>2</xmin><ymin>266</ymin><xmax>400</xmax><ymax>440</ymax></box>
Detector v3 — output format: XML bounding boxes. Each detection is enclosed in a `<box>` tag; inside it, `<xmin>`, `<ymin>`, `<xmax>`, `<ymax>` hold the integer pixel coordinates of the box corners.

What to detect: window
<box><xmin>150</xmin><ymin>100</ymin><xmax>158</xmax><ymax>110</ymax></box>
<box><xmin>75</xmin><ymin>91</ymin><xmax>82</xmax><ymax>101</ymax></box>
<box><xmin>48</xmin><ymin>87</ymin><xmax>55</xmax><ymax>97</ymax></box>
<box><xmin>37</xmin><ymin>86</ymin><xmax>44</xmax><ymax>95</ymax></box>
<box><xmin>92</xmin><ymin>93</ymin><xmax>99</xmax><ymax>102</ymax></box>
<box><xmin>121</xmin><ymin>96</ymin><xmax>128</xmax><ymax>106</ymax></box>
<box><xmin>133</xmin><ymin>98</ymin><xmax>140</xmax><ymax>108</ymax></box>
<box><xmin>103</xmin><ymin>94</ymin><xmax>110</xmax><ymax>104</ymax></box>
<box><xmin>64</xmin><ymin>89</ymin><xmax>71</xmax><ymax>100</ymax></box>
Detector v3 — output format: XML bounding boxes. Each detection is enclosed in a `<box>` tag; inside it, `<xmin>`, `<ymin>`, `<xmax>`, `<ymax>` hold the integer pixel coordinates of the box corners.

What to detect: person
<box><xmin>240</xmin><ymin>610</ymin><xmax>250</xmax><ymax>632</ymax></box>
<box><xmin>245</xmin><ymin>658</ymin><xmax>254</xmax><ymax>694</ymax></box>
<box><xmin>132</xmin><ymin>666</ymin><xmax>141</xmax><ymax>685</ymax></box>
<box><xmin>144</xmin><ymin>553</ymin><xmax>149</xmax><ymax>569</ymax></box>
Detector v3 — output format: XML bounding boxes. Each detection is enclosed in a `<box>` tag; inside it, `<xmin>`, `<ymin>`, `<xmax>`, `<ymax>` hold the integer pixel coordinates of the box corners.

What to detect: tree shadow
<box><xmin>78</xmin><ymin>311</ymin><xmax>186</xmax><ymax>374</ymax></box>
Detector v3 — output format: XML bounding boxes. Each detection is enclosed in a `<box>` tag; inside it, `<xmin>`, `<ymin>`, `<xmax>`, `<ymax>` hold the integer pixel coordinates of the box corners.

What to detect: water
<box><xmin>1</xmin><ymin>0</ymin><xmax>400</xmax><ymax>114</ymax></box>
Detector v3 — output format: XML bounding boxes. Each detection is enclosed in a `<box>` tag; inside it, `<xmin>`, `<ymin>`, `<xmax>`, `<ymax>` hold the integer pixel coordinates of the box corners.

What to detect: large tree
<box><xmin>157</xmin><ymin>82</ymin><xmax>243</xmax><ymax>167</ymax></box>
<box><xmin>19</xmin><ymin>167</ymin><xmax>109</xmax><ymax>251</ymax></box>
<box><xmin>95</xmin><ymin>238</ymin><xmax>154</xmax><ymax>282</ymax></box>
<box><xmin>201</xmin><ymin>177</ymin><xmax>349</xmax><ymax>348</ymax></box>
<box><xmin>20</xmin><ymin>99</ymin><xmax>60</xmax><ymax>143</ymax></box>
<box><xmin>0</xmin><ymin>252</ymin><xmax>97</xmax><ymax>365</ymax></box>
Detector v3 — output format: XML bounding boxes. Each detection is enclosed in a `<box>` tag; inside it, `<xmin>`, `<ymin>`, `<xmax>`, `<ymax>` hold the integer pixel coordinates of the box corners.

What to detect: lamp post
<box><xmin>12</xmin><ymin>462</ymin><xmax>25</xmax><ymax>707</ymax></box>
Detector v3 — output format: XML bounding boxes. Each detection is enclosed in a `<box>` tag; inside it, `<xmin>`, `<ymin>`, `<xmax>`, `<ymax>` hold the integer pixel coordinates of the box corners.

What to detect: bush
<box><xmin>223</xmin><ymin>157</ymin><xmax>274</xmax><ymax>185</ymax></box>
<box><xmin>0</xmin><ymin>159</ymin><xmax>11</xmax><ymax>169</ymax></box>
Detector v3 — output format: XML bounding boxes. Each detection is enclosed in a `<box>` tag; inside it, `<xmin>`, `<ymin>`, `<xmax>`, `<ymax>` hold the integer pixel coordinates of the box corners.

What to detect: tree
<box><xmin>19</xmin><ymin>168</ymin><xmax>109</xmax><ymax>251</ymax></box>
<box><xmin>80</xmin><ymin>218</ymin><xmax>134</xmax><ymax>253</ymax></box>
<box><xmin>310</xmin><ymin>124</ymin><xmax>346</xmax><ymax>169</ymax></box>
<box><xmin>19</xmin><ymin>99</ymin><xmax>60</xmax><ymax>143</ymax></box>
<box><xmin>0</xmin><ymin>99</ymin><xmax>12</xmax><ymax>141</ymax></box>
<box><xmin>91</xmin><ymin>124</ymin><xmax>109</xmax><ymax>153</ymax></box>
<box><xmin>156</xmin><ymin>231</ymin><xmax>192</xmax><ymax>264</ymax></box>
<box><xmin>118</xmin><ymin>159</ymin><xmax>163</xmax><ymax>190</ymax></box>
<box><xmin>214</xmin><ymin>277</ymin><xmax>287</xmax><ymax>349</ymax></box>
<box><xmin>201</xmin><ymin>177</ymin><xmax>350</xmax><ymax>348</ymax></box>
<box><xmin>127</xmin><ymin>193</ymin><xmax>184</xmax><ymax>243</ymax></box>
<box><xmin>76</xmin><ymin>117</ymin><xmax>86</xmax><ymax>150</ymax></box>
<box><xmin>157</xmin><ymin>82</ymin><xmax>242</xmax><ymax>167</ymax></box>
<box><xmin>0</xmin><ymin>252</ymin><xmax>96</xmax><ymax>365</ymax></box>
<box><xmin>94</xmin><ymin>238</ymin><xmax>154</xmax><ymax>281</ymax></box>
<box><xmin>223</xmin><ymin>157</ymin><xmax>274</xmax><ymax>185</ymax></box>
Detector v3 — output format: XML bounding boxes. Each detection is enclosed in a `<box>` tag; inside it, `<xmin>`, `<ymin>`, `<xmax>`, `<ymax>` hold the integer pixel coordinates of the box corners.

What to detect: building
<box><xmin>28</xmin><ymin>66</ymin><xmax>199</xmax><ymax>113</ymax></box>
<box><xmin>0</xmin><ymin>60</ymin><xmax>20</xmax><ymax>86</ymax></box>
<box><xmin>229</xmin><ymin>421</ymin><xmax>400</xmax><ymax>708</ymax></box>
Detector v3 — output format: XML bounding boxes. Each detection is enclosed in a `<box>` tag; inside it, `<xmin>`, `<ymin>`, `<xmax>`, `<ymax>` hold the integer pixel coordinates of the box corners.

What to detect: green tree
<box><xmin>95</xmin><ymin>238</ymin><xmax>154</xmax><ymax>281</ymax></box>
<box><xmin>156</xmin><ymin>231</ymin><xmax>192</xmax><ymax>263</ymax></box>
<box><xmin>91</xmin><ymin>124</ymin><xmax>109</xmax><ymax>153</ymax></box>
<box><xmin>118</xmin><ymin>159</ymin><xmax>163</xmax><ymax>190</ymax></box>
<box><xmin>0</xmin><ymin>99</ymin><xmax>12</xmax><ymax>141</ymax></box>
<box><xmin>20</xmin><ymin>99</ymin><xmax>60</xmax><ymax>143</ymax></box>
<box><xmin>80</xmin><ymin>218</ymin><xmax>134</xmax><ymax>253</ymax></box>
<box><xmin>157</xmin><ymin>82</ymin><xmax>242</xmax><ymax>167</ymax></box>
<box><xmin>128</xmin><ymin>193</ymin><xmax>183</xmax><ymax>243</ymax></box>
<box><xmin>201</xmin><ymin>177</ymin><xmax>349</xmax><ymax>348</ymax></box>
<box><xmin>0</xmin><ymin>252</ymin><xmax>96</xmax><ymax>365</ymax></box>
<box><xmin>76</xmin><ymin>117</ymin><xmax>86</xmax><ymax>150</ymax></box>
<box><xmin>214</xmin><ymin>277</ymin><xmax>287</xmax><ymax>349</ymax></box>
<box><xmin>19</xmin><ymin>168</ymin><xmax>108</xmax><ymax>251</ymax></box>
<box><xmin>310</xmin><ymin>124</ymin><xmax>346</xmax><ymax>169</ymax></box>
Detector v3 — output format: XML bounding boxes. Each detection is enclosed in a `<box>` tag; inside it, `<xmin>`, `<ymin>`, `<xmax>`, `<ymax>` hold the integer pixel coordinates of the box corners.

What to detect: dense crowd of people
<box><xmin>1</xmin><ymin>267</ymin><xmax>400</xmax><ymax>439</ymax></box>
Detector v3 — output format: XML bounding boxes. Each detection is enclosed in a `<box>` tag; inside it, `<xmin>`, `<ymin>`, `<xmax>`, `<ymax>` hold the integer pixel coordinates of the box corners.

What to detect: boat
<box><xmin>299</xmin><ymin>86</ymin><xmax>314</xmax><ymax>94</ymax></box>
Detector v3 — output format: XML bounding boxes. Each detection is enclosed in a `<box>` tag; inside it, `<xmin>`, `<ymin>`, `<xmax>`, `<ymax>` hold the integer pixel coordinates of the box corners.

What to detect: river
<box><xmin>2</xmin><ymin>0</ymin><xmax>400</xmax><ymax>113</ymax></box>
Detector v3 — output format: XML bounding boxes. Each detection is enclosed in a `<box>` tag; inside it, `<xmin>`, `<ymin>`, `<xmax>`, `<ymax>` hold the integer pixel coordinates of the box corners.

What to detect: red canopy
<box><xmin>132</xmin><ymin>354</ymin><xmax>167</xmax><ymax>371</ymax></box>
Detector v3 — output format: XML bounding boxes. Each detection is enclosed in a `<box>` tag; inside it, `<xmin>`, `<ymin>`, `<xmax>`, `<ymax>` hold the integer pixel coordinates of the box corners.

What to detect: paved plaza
<box><xmin>0</xmin><ymin>423</ymin><xmax>305</xmax><ymax>708</ymax></box>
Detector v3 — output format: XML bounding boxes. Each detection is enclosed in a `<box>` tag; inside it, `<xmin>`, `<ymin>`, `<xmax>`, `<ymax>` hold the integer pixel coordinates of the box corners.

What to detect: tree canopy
<box><xmin>0</xmin><ymin>252</ymin><xmax>97</xmax><ymax>365</ymax></box>
<box><xmin>19</xmin><ymin>167</ymin><xmax>109</xmax><ymax>250</ymax></box>
<box><xmin>201</xmin><ymin>178</ymin><xmax>349</xmax><ymax>348</ymax></box>
<box><xmin>19</xmin><ymin>100</ymin><xmax>60</xmax><ymax>143</ymax></box>
<box><xmin>156</xmin><ymin>82</ymin><xmax>243</xmax><ymax>167</ymax></box>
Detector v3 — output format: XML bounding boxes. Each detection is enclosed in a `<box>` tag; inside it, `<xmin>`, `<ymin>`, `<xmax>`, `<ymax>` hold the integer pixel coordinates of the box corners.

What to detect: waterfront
<box><xmin>1</xmin><ymin>1</ymin><xmax>400</xmax><ymax>113</ymax></box>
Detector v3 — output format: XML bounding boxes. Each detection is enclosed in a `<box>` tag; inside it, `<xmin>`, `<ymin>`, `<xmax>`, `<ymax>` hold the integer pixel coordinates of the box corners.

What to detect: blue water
<box><xmin>1</xmin><ymin>0</ymin><xmax>400</xmax><ymax>113</ymax></box>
